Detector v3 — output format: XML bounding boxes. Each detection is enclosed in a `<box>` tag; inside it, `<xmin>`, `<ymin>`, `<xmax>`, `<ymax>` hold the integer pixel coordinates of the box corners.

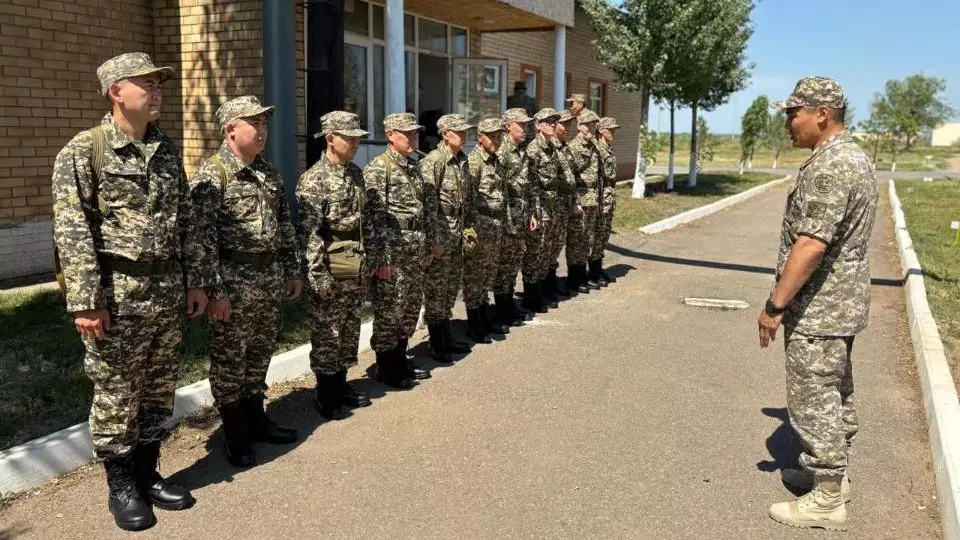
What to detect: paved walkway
<box><xmin>0</xmin><ymin>184</ymin><xmax>941</xmax><ymax>539</ymax></box>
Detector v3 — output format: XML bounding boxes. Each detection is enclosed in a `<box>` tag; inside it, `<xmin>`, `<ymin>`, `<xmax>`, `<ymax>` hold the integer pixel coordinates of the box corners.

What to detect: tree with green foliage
<box><xmin>859</xmin><ymin>104</ymin><xmax>891</xmax><ymax>168</ymax></box>
<box><xmin>580</xmin><ymin>0</ymin><xmax>679</xmax><ymax>198</ymax></box>
<box><xmin>872</xmin><ymin>74</ymin><xmax>955</xmax><ymax>171</ymax></box>
<box><xmin>763</xmin><ymin>110</ymin><xmax>792</xmax><ymax>169</ymax></box>
<box><xmin>695</xmin><ymin>116</ymin><xmax>717</xmax><ymax>172</ymax></box>
<box><xmin>739</xmin><ymin>95</ymin><xmax>769</xmax><ymax>173</ymax></box>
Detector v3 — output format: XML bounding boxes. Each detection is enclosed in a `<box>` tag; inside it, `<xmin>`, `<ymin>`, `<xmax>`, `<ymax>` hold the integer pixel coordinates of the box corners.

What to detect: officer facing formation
<box><xmin>421</xmin><ymin>114</ymin><xmax>476</xmax><ymax>362</ymax></box>
<box><xmin>592</xmin><ymin>116</ymin><xmax>621</xmax><ymax>284</ymax></box>
<box><xmin>363</xmin><ymin>113</ymin><xmax>431</xmax><ymax>388</ymax></box>
<box><xmin>52</xmin><ymin>52</ymin><xmax>202</xmax><ymax>531</ymax></box>
<box><xmin>296</xmin><ymin>111</ymin><xmax>374</xmax><ymax>420</ymax></box>
<box><xmin>759</xmin><ymin>77</ymin><xmax>877</xmax><ymax>531</ymax></box>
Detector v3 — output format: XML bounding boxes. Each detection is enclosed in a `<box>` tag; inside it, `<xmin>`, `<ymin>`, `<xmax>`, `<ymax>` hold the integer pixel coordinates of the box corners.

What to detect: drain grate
<box><xmin>681</xmin><ymin>297</ymin><xmax>750</xmax><ymax>310</ymax></box>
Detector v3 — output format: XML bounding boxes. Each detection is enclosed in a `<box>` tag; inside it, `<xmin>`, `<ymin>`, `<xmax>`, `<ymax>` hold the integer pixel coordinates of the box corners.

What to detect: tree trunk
<box><xmin>872</xmin><ymin>137</ymin><xmax>880</xmax><ymax>168</ymax></box>
<box><xmin>631</xmin><ymin>123</ymin><xmax>647</xmax><ymax>199</ymax></box>
<box><xmin>772</xmin><ymin>149</ymin><xmax>779</xmax><ymax>170</ymax></box>
<box><xmin>687</xmin><ymin>102</ymin><xmax>698</xmax><ymax>187</ymax></box>
<box><xmin>748</xmin><ymin>147</ymin><xmax>754</xmax><ymax>169</ymax></box>
<box><xmin>891</xmin><ymin>137</ymin><xmax>899</xmax><ymax>172</ymax></box>
<box><xmin>667</xmin><ymin>102</ymin><xmax>676</xmax><ymax>191</ymax></box>
<box><xmin>739</xmin><ymin>160</ymin><xmax>744</xmax><ymax>175</ymax></box>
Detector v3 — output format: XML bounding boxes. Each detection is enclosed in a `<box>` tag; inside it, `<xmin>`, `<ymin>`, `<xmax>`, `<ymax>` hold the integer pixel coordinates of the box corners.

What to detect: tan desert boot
<box><xmin>781</xmin><ymin>468</ymin><xmax>851</xmax><ymax>503</ymax></box>
<box><xmin>769</xmin><ymin>475</ymin><xmax>848</xmax><ymax>531</ymax></box>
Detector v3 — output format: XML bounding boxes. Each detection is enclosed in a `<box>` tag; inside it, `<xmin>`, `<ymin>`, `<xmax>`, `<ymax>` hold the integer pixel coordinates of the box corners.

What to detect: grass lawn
<box><xmin>0</xmin><ymin>290</ymin><xmax>369</xmax><ymax>451</ymax></box>
<box><xmin>656</xmin><ymin>137</ymin><xmax>959</xmax><ymax>172</ymax></box>
<box><xmin>898</xmin><ymin>179</ymin><xmax>960</xmax><ymax>390</ymax></box>
<box><xmin>614</xmin><ymin>171</ymin><xmax>781</xmax><ymax>231</ymax></box>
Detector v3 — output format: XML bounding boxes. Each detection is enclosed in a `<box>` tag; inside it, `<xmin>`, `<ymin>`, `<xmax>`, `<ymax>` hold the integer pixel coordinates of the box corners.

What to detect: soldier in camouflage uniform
<box><xmin>760</xmin><ymin>77</ymin><xmax>877</xmax><ymax>531</ymax></box>
<box><xmin>566</xmin><ymin>109</ymin><xmax>603</xmax><ymax>291</ymax></box>
<box><xmin>464</xmin><ymin>118</ymin><xmax>517</xmax><ymax>334</ymax></box>
<box><xmin>295</xmin><ymin>111</ymin><xmax>373</xmax><ymax>420</ymax></box>
<box><xmin>421</xmin><ymin>114</ymin><xmax>475</xmax><ymax>362</ymax></box>
<box><xmin>592</xmin><ymin>116</ymin><xmax>621</xmax><ymax>285</ymax></box>
<box><xmin>364</xmin><ymin>113</ymin><xmax>431</xmax><ymax>387</ymax></box>
<box><xmin>52</xmin><ymin>53</ymin><xmax>200</xmax><ymax>531</ymax></box>
<box><xmin>565</xmin><ymin>93</ymin><xmax>587</xmax><ymax>117</ymax></box>
<box><xmin>506</xmin><ymin>81</ymin><xmax>539</xmax><ymax>144</ymax></box>
<box><xmin>187</xmin><ymin>96</ymin><xmax>301</xmax><ymax>468</ymax></box>
<box><xmin>521</xmin><ymin>108</ymin><xmax>564</xmax><ymax>313</ymax></box>
<box><xmin>543</xmin><ymin>108</ymin><xmax>578</xmax><ymax>300</ymax></box>
<box><xmin>493</xmin><ymin>108</ymin><xmax>540</xmax><ymax>328</ymax></box>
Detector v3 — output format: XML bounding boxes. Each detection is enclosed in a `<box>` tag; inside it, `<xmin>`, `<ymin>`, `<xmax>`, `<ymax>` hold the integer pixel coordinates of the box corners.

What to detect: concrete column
<box><xmin>263</xmin><ymin>0</ymin><xmax>299</xmax><ymax>213</ymax></box>
<box><xmin>553</xmin><ymin>25</ymin><xmax>567</xmax><ymax>110</ymax></box>
<box><xmin>386</xmin><ymin>0</ymin><xmax>405</xmax><ymax>113</ymax></box>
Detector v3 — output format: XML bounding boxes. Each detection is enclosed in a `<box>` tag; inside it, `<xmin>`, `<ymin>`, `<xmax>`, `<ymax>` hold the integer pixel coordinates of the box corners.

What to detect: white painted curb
<box><xmin>0</xmin><ymin>320</ymin><xmax>375</xmax><ymax>497</ymax></box>
<box><xmin>638</xmin><ymin>175</ymin><xmax>791</xmax><ymax>235</ymax></box>
<box><xmin>889</xmin><ymin>180</ymin><xmax>960</xmax><ymax>540</ymax></box>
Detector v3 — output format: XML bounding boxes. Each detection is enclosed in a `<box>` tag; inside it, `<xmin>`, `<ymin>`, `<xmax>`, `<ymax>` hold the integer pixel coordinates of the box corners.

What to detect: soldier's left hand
<box><xmin>529</xmin><ymin>217</ymin><xmax>539</xmax><ymax>231</ymax></box>
<box><xmin>285</xmin><ymin>279</ymin><xmax>303</xmax><ymax>300</ymax></box>
<box><xmin>431</xmin><ymin>243</ymin><xmax>445</xmax><ymax>260</ymax></box>
<box><xmin>186</xmin><ymin>288</ymin><xmax>209</xmax><ymax>319</ymax></box>
<box><xmin>757</xmin><ymin>310</ymin><xmax>783</xmax><ymax>349</ymax></box>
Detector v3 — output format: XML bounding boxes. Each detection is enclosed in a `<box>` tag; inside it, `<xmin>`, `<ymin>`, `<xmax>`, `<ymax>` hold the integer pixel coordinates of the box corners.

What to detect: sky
<box><xmin>655</xmin><ymin>0</ymin><xmax>960</xmax><ymax>134</ymax></box>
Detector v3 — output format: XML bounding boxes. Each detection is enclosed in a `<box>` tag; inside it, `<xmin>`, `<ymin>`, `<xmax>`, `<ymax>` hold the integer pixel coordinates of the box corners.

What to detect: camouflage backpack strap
<box><xmin>210</xmin><ymin>154</ymin><xmax>230</xmax><ymax>198</ymax></box>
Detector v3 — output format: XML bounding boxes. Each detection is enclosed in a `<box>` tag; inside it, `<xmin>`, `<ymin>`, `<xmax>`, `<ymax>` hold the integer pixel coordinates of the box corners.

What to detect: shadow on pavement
<box><xmin>757</xmin><ymin>407</ymin><xmax>806</xmax><ymax>496</ymax></box>
<box><xmin>0</xmin><ymin>523</ymin><xmax>31</xmax><ymax>540</ymax></box>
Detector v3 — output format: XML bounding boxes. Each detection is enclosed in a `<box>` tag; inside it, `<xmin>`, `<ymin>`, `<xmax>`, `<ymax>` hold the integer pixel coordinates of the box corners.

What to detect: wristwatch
<box><xmin>765</xmin><ymin>298</ymin><xmax>787</xmax><ymax>316</ymax></box>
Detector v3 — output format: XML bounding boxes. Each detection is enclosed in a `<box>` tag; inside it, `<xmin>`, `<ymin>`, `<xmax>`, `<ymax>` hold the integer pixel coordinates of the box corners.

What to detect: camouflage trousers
<box><xmin>521</xmin><ymin>217</ymin><xmax>545</xmax><ymax>282</ymax></box>
<box><xmin>463</xmin><ymin>218</ymin><xmax>502</xmax><ymax>309</ymax></box>
<box><xmin>566</xmin><ymin>205</ymin><xmax>599</xmax><ymax>266</ymax></box>
<box><xmin>83</xmin><ymin>307</ymin><xmax>184</xmax><ymax>458</ymax></box>
<box><xmin>423</xmin><ymin>237</ymin><xmax>463</xmax><ymax>325</ymax></box>
<box><xmin>494</xmin><ymin>232</ymin><xmax>526</xmax><ymax>295</ymax></box>
<box><xmin>370</xmin><ymin>232</ymin><xmax>425</xmax><ymax>352</ymax></box>
<box><xmin>591</xmin><ymin>205</ymin><xmax>615</xmax><ymax>261</ymax></box>
<box><xmin>785</xmin><ymin>329</ymin><xmax>859</xmax><ymax>476</ymax></box>
<box><xmin>308</xmin><ymin>278</ymin><xmax>364</xmax><ymax>376</ymax></box>
<box><xmin>527</xmin><ymin>199</ymin><xmax>566</xmax><ymax>281</ymax></box>
<box><xmin>209</xmin><ymin>265</ymin><xmax>283</xmax><ymax>406</ymax></box>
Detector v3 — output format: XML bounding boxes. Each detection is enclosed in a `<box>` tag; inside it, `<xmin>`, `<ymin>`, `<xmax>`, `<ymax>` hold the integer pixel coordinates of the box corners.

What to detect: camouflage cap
<box><xmin>598</xmin><ymin>117</ymin><xmax>620</xmax><ymax>130</ymax></box>
<box><xmin>383</xmin><ymin>112</ymin><xmax>423</xmax><ymax>132</ymax></box>
<box><xmin>578</xmin><ymin>109</ymin><xmax>601</xmax><ymax>124</ymax></box>
<box><xmin>565</xmin><ymin>93</ymin><xmax>587</xmax><ymax>103</ymax></box>
<box><xmin>534</xmin><ymin>108</ymin><xmax>561</xmax><ymax>122</ymax></box>
<box><xmin>97</xmin><ymin>52</ymin><xmax>174</xmax><ymax>96</ymax></box>
<box><xmin>558</xmin><ymin>109</ymin><xmax>576</xmax><ymax>123</ymax></box>
<box><xmin>501</xmin><ymin>108</ymin><xmax>533</xmax><ymax>124</ymax></box>
<box><xmin>321</xmin><ymin>110</ymin><xmax>369</xmax><ymax>137</ymax></box>
<box><xmin>437</xmin><ymin>113</ymin><xmax>474</xmax><ymax>132</ymax></box>
<box><xmin>773</xmin><ymin>76</ymin><xmax>848</xmax><ymax>110</ymax></box>
<box><xmin>216</xmin><ymin>95</ymin><xmax>275</xmax><ymax>129</ymax></box>
<box><xmin>477</xmin><ymin>117</ymin><xmax>503</xmax><ymax>133</ymax></box>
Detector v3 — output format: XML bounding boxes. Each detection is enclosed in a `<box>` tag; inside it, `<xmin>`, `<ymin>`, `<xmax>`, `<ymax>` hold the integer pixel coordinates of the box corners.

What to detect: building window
<box><xmin>588</xmin><ymin>79</ymin><xmax>608</xmax><ymax>115</ymax></box>
<box><xmin>521</xmin><ymin>64</ymin><xmax>541</xmax><ymax>103</ymax></box>
<box><xmin>451</xmin><ymin>26</ymin><xmax>468</xmax><ymax>56</ymax></box>
<box><xmin>343</xmin><ymin>43</ymin><xmax>369</xmax><ymax>123</ymax></box>
<box><xmin>418</xmin><ymin>18</ymin><xmax>448</xmax><ymax>53</ymax></box>
<box><xmin>344</xmin><ymin>0</ymin><xmax>369</xmax><ymax>36</ymax></box>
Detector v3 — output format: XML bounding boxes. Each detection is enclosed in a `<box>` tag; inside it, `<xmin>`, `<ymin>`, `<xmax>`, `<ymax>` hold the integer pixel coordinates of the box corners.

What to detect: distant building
<box><xmin>929</xmin><ymin>123</ymin><xmax>960</xmax><ymax>147</ymax></box>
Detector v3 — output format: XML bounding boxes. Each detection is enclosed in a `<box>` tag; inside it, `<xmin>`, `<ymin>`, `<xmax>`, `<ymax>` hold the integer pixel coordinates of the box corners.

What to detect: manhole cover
<box><xmin>681</xmin><ymin>297</ymin><xmax>750</xmax><ymax>310</ymax></box>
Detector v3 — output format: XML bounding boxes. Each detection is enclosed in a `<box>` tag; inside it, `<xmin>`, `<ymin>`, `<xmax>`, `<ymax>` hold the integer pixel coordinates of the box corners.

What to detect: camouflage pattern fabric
<box><xmin>523</xmin><ymin>132</ymin><xmax>564</xmax><ymax>282</ymax></box>
<box><xmin>592</xmin><ymin>137</ymin><xmax>618</xmax><ymax>260</ymax></box>
<box><xmin>188</xmin><ymin>144</ymin><xmax>299</xmax><ymax>405</ymax></box>
<box><xmin>463</xmin><ymin>144</ymin><xmax>505</xmax><ymax>309</ymax></box>
<box><xmin>296</xmin><ymin>152</ymin><xmax>366</xmax><ymax>376</ymax></box>
<box><xmin>84</xmin><ymin>309</ymin><xmax>184</xmax><ymax>458</ymax></box>
<box><xmin>553</xmin><ymin>138</ymin><xmax>578</xmax><ymax>270</ymax></box>
<box><xmin>52</xmin><ymin>113</ymin><xmax>192</xmax><ymax>458</ymax></box>
<box><xmin>776</xmin><ymin>131</ymin><xmax>877</xmax><ymax>336</ymax></box>
<box><xmin>506</xmin><ymin>93</ymin><xmax>539</xmax><ymax>142</ymax></box>
<box><xmin>421</xmin><ymin>143</ymin><xmax>470</xmax><ymax>325</ymax></box>
<box><xmin>566</xmin><ymin>133</ymin><xmax>602</xmax><ymax>265</ymax></box>
<box><xmin>494</xmin><ymin>135</ymin><xmax>537</xmax><ymax>294</ymax></box>
<box><xmin>320</xmin><ymin>110</ymin><xmax>369</xmax><ymax>137</ymax></box>
<box><xmin>96</xmin><ymin>52</ymin><xmax>173</xmax><ymax>96</ymax></box>
<box><xmin>773</xmin><ymin>76</ymin><xmax>849</xmax><ymax>110</ymax></box>
<box><xmin>364</xmin><ymin>148</ymin><xmax>427</xmax><ymax>352</ymax></box>
<box><xmin>215</xmin><ymin>95</ymin><xmax>274</xmax><ymax>129</ymax></box>
<box><xmin>785</xmin><ymin>330</ymin><xmax>858</xmax><ymax>476</ymax></box>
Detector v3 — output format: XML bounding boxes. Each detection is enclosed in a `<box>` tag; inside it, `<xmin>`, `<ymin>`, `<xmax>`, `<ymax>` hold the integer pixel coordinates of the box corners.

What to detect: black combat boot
<box><xmin>480</xmin><ymin>302</ymin><xmax>509</xmax><ymax>335</ymax></box>
<box><xmin>336</xmin><ymin>368</ymin><xmax>372</xmax><ymax>407</ymax></box>
<box><xmin>599</xmin><ymin>257</ymin><xmax>616</xmax><ymax>283</ymax></box>
<box><xmin>244</xmin><ymin>393</ymin><xmax>298</xmax><ymax>444</ymax></box>
<box><xmin>132</xmin><ymin>442</ymin><xmax>195</xmax><ymax>511</ymax></box>
<box><xmin>218</xmin><ymin>400</ymin><xmax>255</xmax><ymax>468</ymax></box>
<box><xmin>466</xmin><ymin>307</ymin><xmax>493</xmax><ymax>343</ymax></box>
<box><xmin>397</xmin><ymin>338</ymin><xmax>430</xmax><ymax>380</ymax></box>
<box><xmin>540</xmin><ymin>278</ymin><xmax>559</xmax><ymax>309</ymax></box>
<box><xmin>441</xmin><ymin>318</ymin><xmax>471</xmax><ymax>353</ymax></box>
<box><xmin>523</xmin><ymin>281</ymin><xmax>547</xmax><ymax>313</ymax></box>
<box><xmin>427</xmin><ymin>322</ymin><xmax>453</xmax><ymax>364</ymax></box>
<box><xmin>374</xmin><ymin>348</ymin><xmax>417</xmax><ymax>389</ymax></box>
<box><xmin>587</xmin><ymin>260</ymin><xmax>604</xmax><ymax>289</ymax></box>
<box><xmin>494</xmin><ymin>293</ymin><xmax>524</xmax><ymax>326</ymax></box>
<box><xmin>314</xmin><ymin>372</ymin><xmax>347</xmax><ymax>420</ymax></box>
<box><xmin>509</xmin><ymin>285</ymin><xmax>535</xmax><ymax>320</ymax></box>
<box><xmin>103</xmin><ymin>455</ymin><xmax>156</xmax><ymax>531</ymax></box>
<box><xmin>569</xmin><ymin>264</ymin><xmax>590</xmax><ymax>293</ymax></box>
<box><xmin>552</xmin><ymin>267</ymin><xmax>571</xmax><ymax>298</ymax></box>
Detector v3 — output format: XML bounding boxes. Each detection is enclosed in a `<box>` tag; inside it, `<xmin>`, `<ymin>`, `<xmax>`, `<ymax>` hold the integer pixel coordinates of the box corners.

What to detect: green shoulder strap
<box><xmin>210</xmin><ymin>154</ymin><xmax>230</xmax><ymax>198</ymax></box>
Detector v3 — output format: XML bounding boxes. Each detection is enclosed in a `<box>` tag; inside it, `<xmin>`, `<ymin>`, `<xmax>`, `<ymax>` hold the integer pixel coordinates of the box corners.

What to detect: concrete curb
<box><xmin>638</xmin><ymin>175</ymin><xmax>791</xmax><ymax>235</ymax></box>
<box><xmin>888</xmin><ymin>180</ymin><xmax>960</xmax><ymax>540</ymax></box>
<box><xmin>0</xmin><ymin>320</ymin><xmax>376</xmax><ymax>497</ymax></box>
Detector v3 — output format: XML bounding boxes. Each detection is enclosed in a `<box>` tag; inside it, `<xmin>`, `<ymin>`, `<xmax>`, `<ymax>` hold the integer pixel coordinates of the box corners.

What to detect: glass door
<box><xmin>450</xmin><ymin>58</ymin><xmax>508</xmax><ymax>141</ymax></box>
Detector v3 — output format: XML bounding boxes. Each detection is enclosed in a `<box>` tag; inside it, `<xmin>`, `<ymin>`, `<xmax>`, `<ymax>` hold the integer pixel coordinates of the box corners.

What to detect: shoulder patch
<box><xmin>814</xmin><ymin>174</ymin><xmax>836</xmax><ymax>194</ymax></box>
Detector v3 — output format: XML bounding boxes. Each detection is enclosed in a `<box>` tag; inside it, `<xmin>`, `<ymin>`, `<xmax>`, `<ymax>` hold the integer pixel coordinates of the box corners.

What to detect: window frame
<box><xmin>587</xmin><ymin>78</ymin><xmax>608</xmax><ymax>116</ymax></box>
<box><xmin>520</xmin><ymin>63</ymin><xmax>542</xmax><ymax>104</ymax></box>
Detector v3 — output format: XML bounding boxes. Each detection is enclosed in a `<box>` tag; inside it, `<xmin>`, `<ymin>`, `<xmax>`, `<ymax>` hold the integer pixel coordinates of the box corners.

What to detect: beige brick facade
<box><xmin>481</xmin><ymin>7</ymin><xmax>643</xmax><ymax>178</ymax></box>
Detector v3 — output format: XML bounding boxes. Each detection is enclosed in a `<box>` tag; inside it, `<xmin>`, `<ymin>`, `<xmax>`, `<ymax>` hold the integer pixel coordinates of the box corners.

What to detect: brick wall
<box><xmin>480</xmin><ymin>7</ymin><xmax>644</xmax><ymax>178</ymax></box>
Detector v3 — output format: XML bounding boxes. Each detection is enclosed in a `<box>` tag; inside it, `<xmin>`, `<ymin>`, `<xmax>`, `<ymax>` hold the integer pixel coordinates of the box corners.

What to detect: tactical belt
<box><xmin>325</xmin><ymin>229</ymin><xmax>362</xmax><ymax>242</ymax></box>
<box><xmin>581</xmin><ymin>180</ymin><xmax>598</xmax><ymax>188</ymax></box>
<box><xmin>98</xmin><ymin>255</ymin><xmax>174</xmax><ymax>277</ymax></box>
<box><xmin>219</xmin><ymin>249</ymin><xmax>278</xmax><ymax>267</ymax></box>
<box><xmin>396</xmin><ymin>217</ymin><xmax>422</xmax><ymax>231</ymax></box>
